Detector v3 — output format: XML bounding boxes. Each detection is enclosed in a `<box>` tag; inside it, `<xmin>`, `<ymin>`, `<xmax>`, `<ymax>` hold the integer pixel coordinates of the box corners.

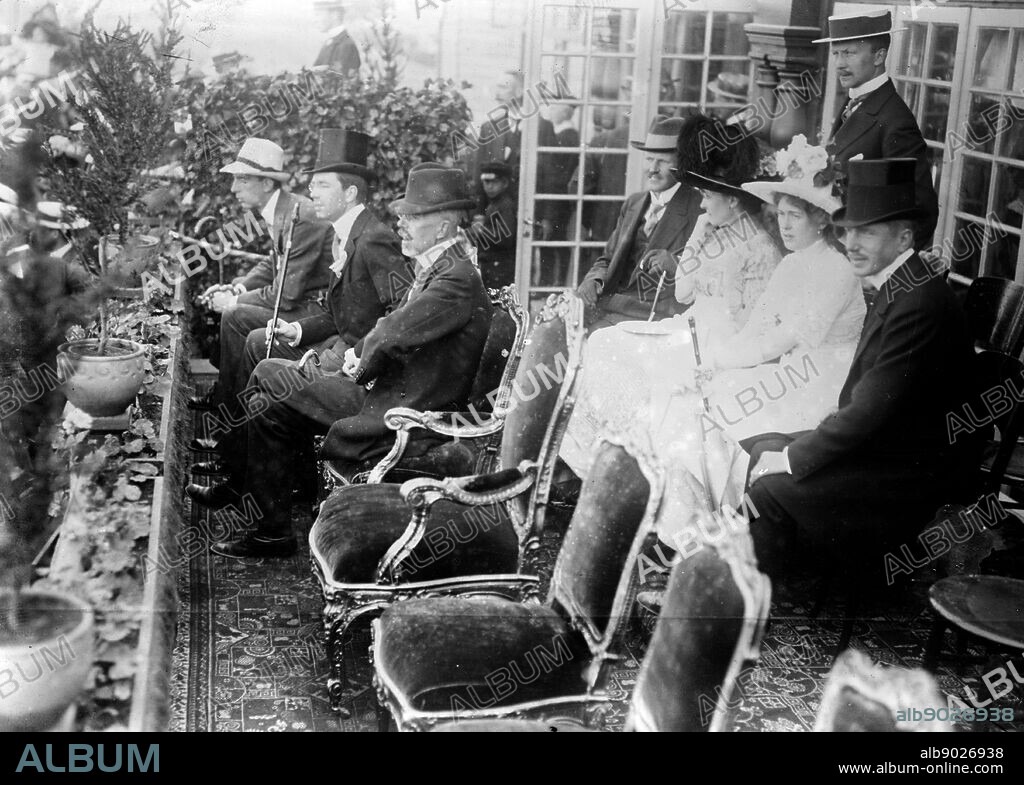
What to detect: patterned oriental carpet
<box><xmin>170</xmin><ymin>396</ymin><xmax>1024</xmax><ymax>732</ymax></box>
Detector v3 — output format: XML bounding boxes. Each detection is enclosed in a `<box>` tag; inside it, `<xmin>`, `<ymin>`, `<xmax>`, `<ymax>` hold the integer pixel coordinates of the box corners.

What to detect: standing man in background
<box><xmin>313</xmin><ymin>0</ymin><xmax>361</xmax><ymax>76</ymax></box>
<box><xmin>816</xmin><ymin>10</ymin><xmax>939</xmax><ymax>249</ymax></box>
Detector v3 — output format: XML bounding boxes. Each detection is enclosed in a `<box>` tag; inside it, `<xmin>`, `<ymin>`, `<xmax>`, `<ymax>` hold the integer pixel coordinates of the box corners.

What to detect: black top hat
<box><xmin>831</xmin><ymin>158</ymin><xmax>927</xmax><ymax>227</ymax></box>
<box><xmin>303</xmin><ymin>128</ymin><xmax>375</xmax><ymax>182</ymax></box>
<box><xmin>390</xmin><ymin>164</ymin><xmax>477</xmax><ymax>216</ymax></box>
<box><xmin>480</xmin><ymin>161</ymin><xmax>513</xmax><ymax>180</ymax></box>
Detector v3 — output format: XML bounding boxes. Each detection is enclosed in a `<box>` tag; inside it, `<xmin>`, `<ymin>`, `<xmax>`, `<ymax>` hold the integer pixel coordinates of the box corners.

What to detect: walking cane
<box><xmin>265</xmin><ymin>202</ymin><xmax>301</xmax><ymax>360</ymax></box>
<box><xmin>688</xmin><ymin>315</ymin><xmax>718</xmax><ymax>513</ymax></box>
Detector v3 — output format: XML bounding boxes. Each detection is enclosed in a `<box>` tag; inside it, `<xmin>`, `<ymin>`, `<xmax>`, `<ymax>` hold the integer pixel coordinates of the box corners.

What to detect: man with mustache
<box><xmin>817</xmin><ymin>10</ymin><xmax>939</xmax><ymax>249</ymax></box>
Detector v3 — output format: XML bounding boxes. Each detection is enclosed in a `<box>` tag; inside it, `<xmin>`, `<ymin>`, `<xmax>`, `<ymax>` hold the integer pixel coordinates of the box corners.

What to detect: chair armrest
<box><xmin>365</xmin><ymin>408</ymin><xmax>505</xmax><ymax>484</ymax></box>
<box><xmin>383</xmin><ymin>407</ymin><xmax>504</xmax><ymax>440</ymax></box>
<box><xmin>374</xmin><ymin>462</ymin><xmax>538</xmax><ymax>582</ymax></box>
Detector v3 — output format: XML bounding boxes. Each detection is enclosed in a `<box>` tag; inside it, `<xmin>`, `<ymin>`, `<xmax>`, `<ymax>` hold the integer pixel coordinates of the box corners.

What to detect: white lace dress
<box><xmin>559</xmin><ymin>239</ymin><xmax>864</xmax><ymax>545</ymax></box>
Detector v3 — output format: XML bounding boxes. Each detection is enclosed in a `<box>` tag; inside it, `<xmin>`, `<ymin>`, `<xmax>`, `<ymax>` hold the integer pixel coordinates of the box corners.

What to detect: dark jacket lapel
<box><xmin>831</xmin><ymin>79</ymin><xmax>898</xmax><ymax>158</ymax></box>
<box><xmin>849</xmin><ymin>252</ymin><xmax>923</xmax><ymax>370</ymax></box>
<box><xmin>329</xmin><ymin>207</ymin><xmax>374</xmax><ymax>292</ymax></box>
<box><xmin>606</xmin><ymin>194</ymin><xmax>648</xmax><ymax>290</ymax></box>
<box><xmin>647</xmin><ymin>185</ymin><xmax>699</xmax><ymax>251</ymax></box>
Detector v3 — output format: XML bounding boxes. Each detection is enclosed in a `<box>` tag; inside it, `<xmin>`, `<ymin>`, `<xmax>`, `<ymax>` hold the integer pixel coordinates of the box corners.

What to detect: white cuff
<box><xmin>288</xmin><ymin>322</ymin><xmax>303</xmax><ymax>347</ymax></box>
<box><xmin>232</xmin><ymin>283</ymin><xmax>246</xmax><ymax>295</ymax></box>
<box><xmin>782</xmin><ymin>446</ymin><xmax>792</xmax><ymax>474</ymax></box>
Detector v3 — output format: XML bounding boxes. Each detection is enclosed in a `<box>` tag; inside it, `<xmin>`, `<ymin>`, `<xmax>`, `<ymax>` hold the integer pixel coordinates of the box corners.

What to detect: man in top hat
<box><xmin>743</xmin><ymin>159</ymin><xmax>985</xmax><ymax>584</ymax></box>
<box><xmin>816</xmin><ymin>10</ymin><xmax>939</xmax><ymax>249</ymax></box>
<box><xmin>575</xmin><ymin>115</ymin><xmax>704</xmax><ymax>330</ymax></box>
<box><xmin>188</xmin><ymin>129</ymin><xmax>406</xmax><ymax>480</ymax></box>
<box><xmin>189</xmin><ymin>138</ymin><xmax>334</xmax><ymax>437</ymax></box>
<box><xmin>313</xmin><ymin>1</ymin><xmax>361</xmax><ymax>76</ymax></box>
<box><xmin>468</xmin><ymin>161</ymin><xmax>518</xmax><ymax>288</ymax></box>
<box><xmin>190</xmin><ymin>163</ymin><xmax>490</xmax><ymax>559</ymax></box>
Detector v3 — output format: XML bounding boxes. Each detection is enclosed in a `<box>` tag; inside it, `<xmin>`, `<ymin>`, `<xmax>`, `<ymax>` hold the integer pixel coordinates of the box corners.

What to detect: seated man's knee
<box><xmin>244</xmin><ymin>329</ymin><xmax>269</xmax><ymax>360</ymax></box>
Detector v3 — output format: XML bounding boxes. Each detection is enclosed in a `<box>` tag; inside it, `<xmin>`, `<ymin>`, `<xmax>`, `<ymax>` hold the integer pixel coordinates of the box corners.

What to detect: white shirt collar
<box><xmin>649</xmin><ymin>182</ymin><xmax>681</xmax><ymax>208</ymax></box>
<box><xmin>260</xmin><ymin>189</ymin><xmax>282</xmax><ymax>227</ymax></box>
<box><xmin>326</xmin><ymin>25</ymin><xmax>347</xmax><ymax>39</ymax></box>
<box><xmin>415</xmin><ymin>233</ymin><xmax>463</xmax><ymax>271</ymax></box>
<box><xmin>332</xmin><ymin>202</ymin><xmax>365</xmax><ymax>247</ymax></box>
<box><xmin>848</xmin><ymin>72</ymin><xmax>889</xmax><ymax>101</ymax></box>
<box><xmin>864</xmin><ymin>247</ymin><xmax>914</xmax><ymax>291</ymax></box>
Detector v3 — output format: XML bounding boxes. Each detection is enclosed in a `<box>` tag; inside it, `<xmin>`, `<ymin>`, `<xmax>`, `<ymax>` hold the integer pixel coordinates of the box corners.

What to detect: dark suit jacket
<box><xmin>756</xmin><ymin>254</ymin><xmax>985</xmax><ymax>551</ymax></box>
<box><xmin>471</xmin><ymin>190</ymin><xmax>517</xmax><ymax>288</ymax></box>
<box><xmin>294</xmin><ymin>206</ymin><xmax>409</xmax><ymax>358</ymax></box>
<box><xmin>580</xmin><ymin>185</ymin><xmax>703</xmax><ymax>321</ymax></box>
<box><xmin>828</xmin><ymin>79</ymin><xmax>939</xmax><ymax>247</ymax></box>
<box><xmin>233</xmin><ymin>189</ymin><xmax>334</xmax><ymax>311</ymax></box>
<box><xmin>314</xmin><ymin>29</ymin><xmax>361</xmax><ymax>74</ymax></box>
<box><xmin>321</xmin><ymin>244</ymin><xmax>492</xmax><ymax>462</ymax></box>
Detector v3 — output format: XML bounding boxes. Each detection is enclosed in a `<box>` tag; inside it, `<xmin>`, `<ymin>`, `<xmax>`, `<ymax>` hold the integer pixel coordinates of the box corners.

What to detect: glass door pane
<box><xmin>521</xmin><ymin>0</ymin><xmax>652</xmax><ymax>316</ymax></box>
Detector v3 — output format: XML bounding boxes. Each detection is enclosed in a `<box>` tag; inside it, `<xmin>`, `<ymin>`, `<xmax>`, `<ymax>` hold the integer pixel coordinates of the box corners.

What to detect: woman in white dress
<box><xmin>560</xmin><ymin>136</ymin><xmax>864</xmax><ymax>551</ymax></box>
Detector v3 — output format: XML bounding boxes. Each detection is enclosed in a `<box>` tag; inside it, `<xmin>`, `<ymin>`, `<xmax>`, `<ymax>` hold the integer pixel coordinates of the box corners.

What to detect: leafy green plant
<box><xmin>43</xmin><ymin>11</ymin><xmax>181</xmax><ymax>353</ymax></box>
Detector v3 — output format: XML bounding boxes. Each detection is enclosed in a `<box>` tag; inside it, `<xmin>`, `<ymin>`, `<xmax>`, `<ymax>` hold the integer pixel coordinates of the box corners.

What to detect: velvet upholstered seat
<box><xmin>428</xmin><ymin>523</ymin><xmax>771</xmax><ymax>732</ymax></box>
<box><xmin>308</xmin><ymin>293</ymin><xmax>585</xmax><ymax>713</ymax></box>
<box><xmin>319</xmin><ymin>284</ymin><xmax>527</xmax><ymax>489</ymax></box>
<box><xmin>371</xmin><ymin>433</ymin><xmax>667</xmax><ymax>731</ymax></box>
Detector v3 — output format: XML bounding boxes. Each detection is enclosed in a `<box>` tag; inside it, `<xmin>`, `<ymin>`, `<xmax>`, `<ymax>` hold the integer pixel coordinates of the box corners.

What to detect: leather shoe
<box><xmin>185</xmin><ymin>482</ymin><xmax>238</xmax><ymax>509</ymax></box>
<box><xmin>191</xmin><ymin>459</ymin><xmax>228</xmax><ymax>476</ymax></box>
<box><xmin>211</xmin><ymin>535</ymin><xmax>297</xmax><ymax>559</ymax></box>
<box><xmin>188</xmin><ymin>385</ymin><xmax>219</xmax><ymax>410</ymax></box>
<box><xmin>188</xmin><ymin>437</ymin><xmax>221</xmax><ymax>452</ymax></box>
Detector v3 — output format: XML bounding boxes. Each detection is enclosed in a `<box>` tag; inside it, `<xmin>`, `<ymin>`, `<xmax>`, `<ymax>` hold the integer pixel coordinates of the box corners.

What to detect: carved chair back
<box><xmin>498</xmin><ymin>292</ymin><xmax>585</xmax><ymax>547</ymax></box>
<box><xmin>813</xmin><ymin>649</ymin><xmax>953</xmax><ymax>731</ymax></box>
<box><xmin>627</xmin><ymin>510</ymin><xmax>771</xmax><ymax>732</ymax></box>
<box><xmin>464</xmin><ymin>285</ymin><xmax>528</xmax><ymax>474</ymax></box>
<box><xmin>547</xmin><ymin>430</ymin><xmax>665</xmax><ymax>690</ymax></box>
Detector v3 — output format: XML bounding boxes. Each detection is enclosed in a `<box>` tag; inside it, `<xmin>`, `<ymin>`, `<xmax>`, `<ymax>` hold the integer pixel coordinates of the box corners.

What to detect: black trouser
<box><xmin>226</xmin><ymin>358</ymin><xmax>366</xmax><ymax>539</ymax></box>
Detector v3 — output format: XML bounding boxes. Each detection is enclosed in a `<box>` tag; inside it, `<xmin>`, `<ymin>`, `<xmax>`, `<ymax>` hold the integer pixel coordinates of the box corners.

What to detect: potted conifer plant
<box><xmin>46</xmin><ymin>13</ymin><xmax>181</xmax><ymax>418</ymax></box>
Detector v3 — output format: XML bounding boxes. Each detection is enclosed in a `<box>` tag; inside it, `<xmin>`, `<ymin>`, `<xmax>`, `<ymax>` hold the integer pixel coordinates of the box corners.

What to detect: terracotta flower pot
<box><xmin>0</xmin><ymin>589</ymin><xmax>94</xmax><ymax>732</ymax></box>
<box><xmin>57</xmin><ymin>338</ymin><xmax>146</xmax><ymax>417</ymax></box>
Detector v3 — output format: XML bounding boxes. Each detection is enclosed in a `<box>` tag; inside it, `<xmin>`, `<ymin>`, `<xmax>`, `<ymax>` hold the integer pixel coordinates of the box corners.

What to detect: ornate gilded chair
<box><xmin>369</xmin><ymin>431</ymin><xmax>666</xmax><ymax>731</ymax></box>
<box><xmin>317</xmin><ymin>284</ymin><xmax>527</xmax><ymax>491</ymax></box>
<box><xmin>309</xmin><ymin>293</ymin><xmax>584</xmax><ymax>712</ymax></box>
<box><xmin>429</xmin><ymin>516</ymin><xmax>771</xmax><ymax>732</ymax></box>
<box><xmin>814</xmin><ymin>649</ymin><xmax>953</xmax><ymax>732</ymax></box>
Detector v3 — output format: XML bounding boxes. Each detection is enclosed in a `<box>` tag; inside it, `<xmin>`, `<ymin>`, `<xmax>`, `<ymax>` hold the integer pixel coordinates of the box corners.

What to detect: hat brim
<box><xmin>684</xmin><ymin>171</ymin><xmax>756</xmax><ymax>200</ymax></box>
<box><xmin>389</xmin><ymin>197</ymin><xmax>477</xmax><ymax>216</ymax></box>
<box><xmin>742</xmin><ymin>181</ymin><xmax>841</xmax><ymax>215</ymax></box>
<box><xmin>630</xmin><ymin>141</ymin><xmax>677</xmax><ymax>153</ymax></box>
<box><xmin>830</xmin><ymin>204</ymin><xmax>928</xmax><ymax>228</ymax></box>
<box><xmin>301</xmin><ymin>162</ymin><xmax>377</xmax><ymax>183</ymax></box>
<box><xmin>813</xmin><ymin>26</ymin><xmax>906</xmax><ymax>43</ymax></box>
<box><xmin>220</xmin><ymin>161</ymin><xmax>291</xmax><ymax>182</ymax></box>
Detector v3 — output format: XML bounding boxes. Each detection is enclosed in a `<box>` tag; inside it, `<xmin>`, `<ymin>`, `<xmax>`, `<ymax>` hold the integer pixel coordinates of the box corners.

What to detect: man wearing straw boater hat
<box><xmin>191</xmin><ymin>138</ymin><xmax>335</xmax><ymax>418</ymax></box>
<box><xmin>190</xmin><ymin>162</ymin><xmax>491</xmax><ymax>559</ymax></box>
<box><xmin>815</xmin><ymin>10</ymin><xmax>938</xmax><ymax>249</ymax></box>
<box><xmin>575</xmin><ymin>115</ymin><xmax>704</xmax><ymax>331</ymax></box>
<box><xmin>743</xmin><ymin>159</ymin><xmax>985</xmax><ymax>585</ymax></box>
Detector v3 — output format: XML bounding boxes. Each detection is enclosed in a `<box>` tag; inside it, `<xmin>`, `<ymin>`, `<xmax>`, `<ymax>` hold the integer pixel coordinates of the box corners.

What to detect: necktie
<box><xmin>841</xmin><ymin>95</ymin><xmax>866</xmax><ymax>126</ymax></box>
<box><xmin>643</xmin><ymin>200</ymin><xmax>665</xmax><ymax>237</ymax></box>
<box><xmin>862</xmin><ymin>285</ymin><xmax>878</xmax><ymax>327</ymax></box>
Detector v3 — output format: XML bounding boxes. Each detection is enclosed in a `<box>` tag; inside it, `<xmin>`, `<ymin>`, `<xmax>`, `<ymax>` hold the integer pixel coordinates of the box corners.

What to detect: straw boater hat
<box><xmin>302</xmin><ymin>128</ymin><xmax>375</xmax><ymax>183</ymax></box>
<box><xmin>631</xmin><ymin>116</ymin><xmax>687</xmax><ymax>153</ymax></box>
<box><xmin>742</xmin><ymin>135</ymin><xmax>841</xmax><ymax>215</ymax></box>
<box><xmin>812</xmin><ymin>10</ymin><xmax>904</xmax><ymax>44</ymax></box>
<box><xmin>831</xmin><ymin>159</ymin><xmax>928</xmax><ymax>228</ymax></box>
<box><xmin>389</xmin><ymin>163</ymin><xmax>476</xmax><ymax>216</ymax></box>
<box><xmin>219</xmin><ymin>138</ymin><xmax>290</xmax><ymax>182</ymax></box>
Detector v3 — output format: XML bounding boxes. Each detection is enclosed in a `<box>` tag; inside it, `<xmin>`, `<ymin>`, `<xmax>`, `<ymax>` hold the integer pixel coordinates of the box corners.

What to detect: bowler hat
<box><xmin>303</xmin><ymin>128</ymin><xmax>375</xmax><ymax>182</ymax></box>
<box><xmin>220</xmin><ymin>137</ymin><xmax>290</xmax><ymax>182</ymax></box>
<box><xmin>813</xmin><ymin>10</ymin><xmax>904</xmax><ymax>44</ymax></box>
<box><xmin>831</xmin><ymin>159</ymin><xmax>927</xmax><ymax>227</ymax></box>
<box><xmin>631</xmin><ymin>116</ymin><xmax>686</xmax><ymax>153</ymax></box>
<box><xmin>389</xmin><ymin>164</ymin><xmax>477</xmax><ymax>216</ymax></box>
